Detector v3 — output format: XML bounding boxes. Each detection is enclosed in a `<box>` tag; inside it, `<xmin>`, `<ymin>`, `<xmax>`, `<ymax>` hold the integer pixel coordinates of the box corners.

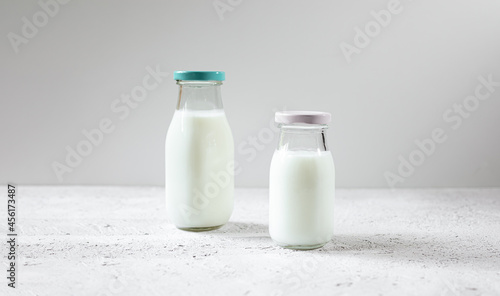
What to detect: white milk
<box><xmin>165</xmin><ymin>110</ymin><xmax>234</xmax><ymax>229</ymax></box>
<box><xmin>269</xmin><ymin>150</ymin><xmax>335</xmax><ymax>248</ymax></box>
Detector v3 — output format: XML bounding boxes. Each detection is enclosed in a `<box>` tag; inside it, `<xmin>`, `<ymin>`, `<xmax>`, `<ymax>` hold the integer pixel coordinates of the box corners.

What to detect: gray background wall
<box><xmin>1</xmin><ymin>0</ymin><xmax>500</xmax><ymax>188</ymax></box>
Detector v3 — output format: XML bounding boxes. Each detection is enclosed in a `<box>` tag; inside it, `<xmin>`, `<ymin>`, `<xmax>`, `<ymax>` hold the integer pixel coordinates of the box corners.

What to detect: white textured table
<box><xmin>1</xmin><ymin>187</ymin><xmax>500</xmax><ymax>296</ymax></box>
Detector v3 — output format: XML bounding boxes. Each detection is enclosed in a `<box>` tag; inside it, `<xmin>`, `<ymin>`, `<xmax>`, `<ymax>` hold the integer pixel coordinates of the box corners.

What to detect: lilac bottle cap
<box><xmin>275</xmin><ymin>111</ymin><xmax>331</xmax><ymax>125</ymax></box>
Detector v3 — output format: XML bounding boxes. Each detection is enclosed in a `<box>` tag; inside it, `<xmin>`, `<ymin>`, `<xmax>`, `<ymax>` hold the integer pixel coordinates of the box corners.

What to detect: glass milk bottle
<box><xmin>165</xmin><ymin>71</ymin><xmax>234</xmax><ymax>232</ymax></box>
<box><xmin>269</xmin><ymin>111</ymin><xmax>335</xmax><ymax>249</ymax></box>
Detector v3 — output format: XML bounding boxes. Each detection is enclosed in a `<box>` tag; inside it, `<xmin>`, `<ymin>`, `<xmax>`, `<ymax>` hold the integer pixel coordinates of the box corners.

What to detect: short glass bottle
<box><xmin>165</xmin><ymin>71</ymin><xmax>234</xmax><ymax>232</ymax></box>
<box><xmin>269</xmin><ymin>111</ymin><xmax>335</xmax><ymax>250</ymax></box>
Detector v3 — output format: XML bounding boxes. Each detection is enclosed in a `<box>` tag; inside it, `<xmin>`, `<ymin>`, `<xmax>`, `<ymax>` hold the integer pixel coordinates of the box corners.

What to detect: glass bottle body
<box><xmin>165</xmin><ymin>80</ymin><xmax>234</xmax><ymax>231</ymax></box>
<box><xmin>269</xmin><ymin>123</ymin><xmax>335</xmax><ymax>249</ymax></box>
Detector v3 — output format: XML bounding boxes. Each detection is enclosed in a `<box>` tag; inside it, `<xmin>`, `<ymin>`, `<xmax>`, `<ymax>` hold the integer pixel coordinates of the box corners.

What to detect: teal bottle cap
<box><xmin>173</xmin><ymin>71</ymin><xmax>225</xmax><ymax>81</ymax></box>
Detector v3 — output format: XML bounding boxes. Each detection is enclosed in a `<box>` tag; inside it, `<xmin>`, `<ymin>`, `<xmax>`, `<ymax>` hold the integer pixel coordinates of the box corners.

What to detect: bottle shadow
<box><xmin>210</xmin><ymin>221</ymin><xmax>271</xmax><ymax>239</ymax></box>
<box><xmin>310</xmin><ymin>233</ymin><xmax>497</xmax><ymax>268</ymax></box>
<box><xmin>197</xmin><ymin>223</ymin><xmax>497</xmax><ymax>269</ymax></box>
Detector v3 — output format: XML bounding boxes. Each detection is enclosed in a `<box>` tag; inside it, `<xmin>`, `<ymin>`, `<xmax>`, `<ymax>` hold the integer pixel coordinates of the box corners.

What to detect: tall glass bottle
<box><xmin>165</xmin><ymin>71</ymin><xmax>234</xmax><ymax>231</ymax></box>
<box><xmin>269</xmin><ymin>111</ymin><xmax>335</xmax><ymax>249</ymax></box>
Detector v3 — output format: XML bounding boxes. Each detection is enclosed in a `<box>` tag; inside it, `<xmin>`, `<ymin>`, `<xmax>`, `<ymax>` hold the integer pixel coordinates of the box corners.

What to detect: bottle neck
<box><xmin>176</xmin><ymin>81</ymin><xmax>224</xmax><ymax>111</ymax></box>
<box><xmin>277</xmin><ymin>124</ymin><xmax>329</xmax><ymax>152</ymax></box>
